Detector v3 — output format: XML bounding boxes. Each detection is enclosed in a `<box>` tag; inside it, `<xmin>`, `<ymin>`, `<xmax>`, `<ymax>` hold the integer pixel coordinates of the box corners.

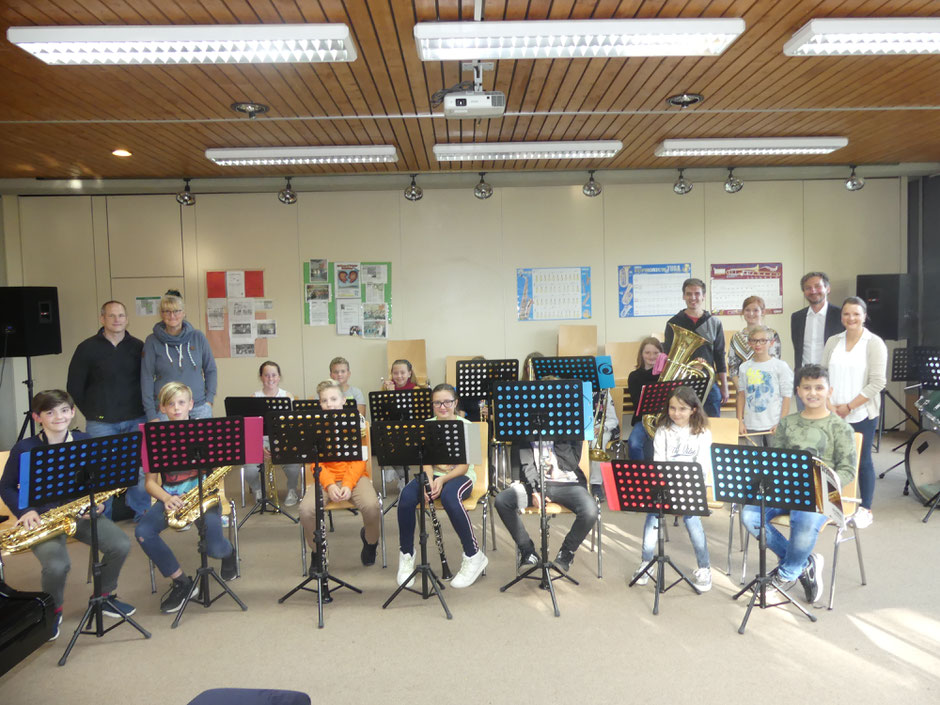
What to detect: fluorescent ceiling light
<box><xmin>205</xmin><ymin>146</ymin><xmax>398</xmax><ymax>166</ymax></box>
<box><xmin>433</xmin><ymin>141</ymin><xmax>622</xmax><ymax>162</ymax></box>
<box><xmin>784</xmin><ymin>17</ymin><xmax>940</xmax><ymax>56</ymax></box>
<box><xmin>414</xmin><ymin>18</ymin><xmax>745</xmax><ymax>60</ymax></box>
<box><xmin>654</xmin><ymin>137</ymin><xmax>848</xmax><ymax>157</ymax></box>
<box><xmin>6</xmin><ymin>24</ymin><xmax>358</xmax><ymax>65</ymax></box>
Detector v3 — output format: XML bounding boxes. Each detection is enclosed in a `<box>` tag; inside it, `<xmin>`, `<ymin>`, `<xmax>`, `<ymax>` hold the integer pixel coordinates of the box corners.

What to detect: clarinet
<box><xmin>315</xmin><ymin>467</ymin><xmax>330</xmax><ymax>597</ymax></box>
<box><xmin>419</xmin><ymin>468</ymin><xmax>453</xmax><ymax>580</ymax></box>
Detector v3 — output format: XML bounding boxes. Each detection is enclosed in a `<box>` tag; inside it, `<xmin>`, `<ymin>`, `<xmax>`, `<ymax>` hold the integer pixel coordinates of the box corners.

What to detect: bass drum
<box><xmin>905</xmin><ymin>429</ymin><xmax>940</xmax><ymax>505</ymax></box>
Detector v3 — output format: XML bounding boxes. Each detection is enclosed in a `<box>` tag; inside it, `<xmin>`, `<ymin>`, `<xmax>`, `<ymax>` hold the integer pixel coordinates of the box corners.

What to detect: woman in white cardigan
<box><xmin>822</xmin><ymin>296</ymin><xmax>887</xmax><ymax>528</ymax></box>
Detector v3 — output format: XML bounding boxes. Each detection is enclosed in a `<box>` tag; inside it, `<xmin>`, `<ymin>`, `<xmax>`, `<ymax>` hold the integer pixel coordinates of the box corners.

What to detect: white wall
<box><xmin>0</xmin><ymin>178</ymin><xmax>907</xmax><ymax>444</ymax></box>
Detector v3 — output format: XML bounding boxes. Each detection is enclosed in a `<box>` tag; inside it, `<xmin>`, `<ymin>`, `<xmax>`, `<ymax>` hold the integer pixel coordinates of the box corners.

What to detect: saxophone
<box><xmin>0</xmin><ymin>488</ymin><xmax>126</xmax><ymax>555</ymax></box>
<box><xmin>165</xmin><ymin>466</ymin><xmax>234</xmax><ymax>530</ymax></box>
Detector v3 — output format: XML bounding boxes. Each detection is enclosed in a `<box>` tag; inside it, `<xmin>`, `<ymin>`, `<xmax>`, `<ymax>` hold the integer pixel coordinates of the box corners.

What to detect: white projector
<box><xmin>443</xmin><ymin>91</ymin><xmax>506</xmax><ymax>119</ymax></box>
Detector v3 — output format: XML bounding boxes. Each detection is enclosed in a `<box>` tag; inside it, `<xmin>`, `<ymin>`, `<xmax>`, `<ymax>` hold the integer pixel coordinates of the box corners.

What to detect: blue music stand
<box><xmin>711</xmin><ymin>443</ymin><xmax>818</xmax><ymax>633</ymax></box>
<box><xmin>493</xmin><ymin>379</ymin><xmax>589</xmax><ymax>618</ymax></box>
<box><xmin>601</xmin><ymin>459</ymin><xmax>709</xmax><ymax>615</ymax></box>
<box><xmin>17</xmin><ymin>432</ymin><xmax>151</xmax><ymax>666</ymax></box>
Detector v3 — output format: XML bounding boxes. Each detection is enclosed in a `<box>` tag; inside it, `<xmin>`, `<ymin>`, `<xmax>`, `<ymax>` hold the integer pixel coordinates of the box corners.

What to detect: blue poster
<box><xmin>517</xmin><ymin>266</ymin><xmax>591</xmax><ymax>321</ymax></box>
<box><xmin>618</xmin><ymin>263</ymin><xmax>691</xmax><ymax>318</ymax></box>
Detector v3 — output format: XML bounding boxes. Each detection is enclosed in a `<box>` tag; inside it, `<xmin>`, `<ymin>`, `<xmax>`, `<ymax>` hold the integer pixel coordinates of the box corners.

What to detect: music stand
<box><xmin>493</xmin><ymin>379</ymin><xmax>589</xmax><ymax>618</ymax></box>
<box><xmin>369</xmin><ymin>388</ymin><xmax>433</xmax><ymax>512</ymax></box>
<box><xmin>377</xmin><ymin>419</ymin><xmax>471</xmax><ymax>619</ymax></box>
<box><xmin>224</xmin><ymin>396</ymin><xmax>297</xmax><ymax>525</ymax></box>
<box><xmin>711</xmin><ymin>443</ymin><xmax>818</xmax><ymax>634</ymax></box>
<box><xmin>601</xmin><ymin>459</ymin><xmax>708</xmax><ymax>615</ymax></box>
<box><xmin>635</xmin><ymin>378</ymin><xmax>710</xmax><ymax>421</ymax></box>
<box><xmin>270</xmin><ymin>409</ymin><xmax>364</xmax><ymax>628</ymax></box>
<box><xmin>17</xmin><ymin>432</ymin><xmax>151</xmax><ymax>666</ymax></box>
<box><xmin>143</xmin><ymin>417</ymin><xmax>258</xmax><ymax>628</ymax></box>
<box><xmin>457</xmin><ymin>359</ymin><xmax>519</xmax><ymax>494</ymax></box>
<box><xmin>292</xmin><ymin>399</ymin><xmax>358</xmax><ymax>412</ymax></box>
<box><xmin>531</xmin><ymin>355</ymin><xmax>600</xmax><ymax>396</ymax></box>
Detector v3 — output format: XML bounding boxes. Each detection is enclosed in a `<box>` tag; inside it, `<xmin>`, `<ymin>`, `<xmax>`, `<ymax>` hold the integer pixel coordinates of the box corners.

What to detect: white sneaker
<box><xmin>692</xmin><ymin>567</ymin><xmax>712</xmax><ymax>593</ymax></box>
<box><xmin>852</xmin><ymin>507</ymin><xmax>873</xmax><ymax>529</ymax></box>
<box><xmin>284</xmin><ymin>489</ymin><xmax>299</xmax><ymax>507</ymax></box>
<box><xmin>451</xmin><ymin>551</ymin><xmax>488</xmax><ymax>588</ymax></box>
<box><xmin>632</xmin><ymin>563</ymin><xmax>650</xmax><ymax>586</ymax></box>
<box><xmin>254</xmin><ymin>488</ymin><xmax>262</xmax><ymax>502</ymax></box>
<box><xmin>396</xmin><ymin>552</ymin><xmax>416</xmax><ymax>588</ymax></box>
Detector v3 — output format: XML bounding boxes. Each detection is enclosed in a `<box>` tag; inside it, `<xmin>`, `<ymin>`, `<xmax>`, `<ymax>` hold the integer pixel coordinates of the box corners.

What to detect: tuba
<box><xmin>0</xmin><ymin>488</ymin><xmax>125</xmax><ymax>555</ymax></box>
<box><xmin>643</xmin><ymin>323</ymin><xmax>717</xmax><ymax>438</ymax></box>
<box><xmin>166</xmin><ymin>466</ymin><xmax>234</xmax><ymax>530</ymax></box>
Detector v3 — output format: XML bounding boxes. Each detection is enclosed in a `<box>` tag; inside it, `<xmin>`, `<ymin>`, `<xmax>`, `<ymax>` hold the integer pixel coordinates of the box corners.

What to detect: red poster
<box><xmin>244</xmin><ymin>270</ymin><xmax>264</xmax><ymax>298</ymax></box>
<box><xmin>206</xmin><ymin>271</ymin><xmax>226</xmax><ymax>298</ymax></box>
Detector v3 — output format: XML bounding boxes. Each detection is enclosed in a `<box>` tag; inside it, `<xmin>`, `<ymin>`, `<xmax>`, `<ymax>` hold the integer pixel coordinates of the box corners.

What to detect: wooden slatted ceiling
<box><xmin>0</xmin><ymin>0</ymin><xmax>937</xmax><ymax>180</ymax></box>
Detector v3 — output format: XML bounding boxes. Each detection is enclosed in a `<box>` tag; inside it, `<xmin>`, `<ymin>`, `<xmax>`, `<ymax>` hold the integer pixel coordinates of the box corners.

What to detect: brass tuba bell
<box><xmin>642</xmin><ymin>323</ymin><xmax>716</xmax><ymax>438</ymax></box>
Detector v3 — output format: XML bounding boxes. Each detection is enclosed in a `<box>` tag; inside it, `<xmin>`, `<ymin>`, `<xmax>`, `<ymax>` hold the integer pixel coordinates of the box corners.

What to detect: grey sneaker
<box><xmin>691</xmin><ymin>567</ymin><xmax>712</xmax><ymax>593</ymax></box>
<box><xmin>771</xmin><ymin>573</ymin><xmax>797</xmax><ymax>595</ymax></box>
<box><xmin>554</xmin><ymin>548</ymin><xmax>575</xmax><ymax>573</ymax></box>
<box><xmin>632</xmin><ymin>564</ymin><xmax>651</xmax><ymax>586</ymax></box>
<box><xmin>799</xmin><ymin>553</ymin><xmax>825</xmax><ymax>603</ymax></box>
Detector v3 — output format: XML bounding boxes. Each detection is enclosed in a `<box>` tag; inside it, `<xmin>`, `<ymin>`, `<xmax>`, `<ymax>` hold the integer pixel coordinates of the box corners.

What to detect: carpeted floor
<box><xmin>1</xmin><ymin>435</ymin><xmax>938</xmax><ymax>704</ymax></box>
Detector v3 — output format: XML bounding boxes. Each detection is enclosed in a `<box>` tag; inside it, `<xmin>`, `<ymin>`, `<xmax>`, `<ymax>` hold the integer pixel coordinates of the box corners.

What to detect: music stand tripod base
<box><xmin>238</xmin><ymin>465</ymin><xmax>299</xmax><ymax>529</ymax></box>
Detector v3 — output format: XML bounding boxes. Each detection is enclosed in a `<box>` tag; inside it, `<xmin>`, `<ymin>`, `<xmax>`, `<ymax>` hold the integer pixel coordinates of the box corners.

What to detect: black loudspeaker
<box><xmin>856</xmin><ymin>274</ymin><xmax>915</xmax><ymax>341</ymax></box>
<box><xmin>0</xmin><ymin>287</ymin><xmax>62</xmax><ymax>357</ymax></box>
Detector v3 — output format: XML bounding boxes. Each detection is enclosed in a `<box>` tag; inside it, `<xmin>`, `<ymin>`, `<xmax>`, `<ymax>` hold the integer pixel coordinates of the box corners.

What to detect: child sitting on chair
<box><xmin>135</xmin><ymin>382</ymin><xmax>237</xmax><ymax>614</ymax></box>
<box><xmin>298</xmin><ymin>380</ymin><xmax>380</xmax><ymax>569</ymax></box>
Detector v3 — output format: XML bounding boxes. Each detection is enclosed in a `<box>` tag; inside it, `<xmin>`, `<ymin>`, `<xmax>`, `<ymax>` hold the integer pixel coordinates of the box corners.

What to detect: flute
<box><xmin>419</xmin><ymin>468</ymin><xmax>453</xmax><ymax>580</ymax></box>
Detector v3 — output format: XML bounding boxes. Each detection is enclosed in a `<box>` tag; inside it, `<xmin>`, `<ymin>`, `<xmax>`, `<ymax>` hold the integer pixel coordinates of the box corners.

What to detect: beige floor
<box><xmin>1</xmin><ymin>436</ymin><xmax>939</xmax><ymax>704</ymax></box>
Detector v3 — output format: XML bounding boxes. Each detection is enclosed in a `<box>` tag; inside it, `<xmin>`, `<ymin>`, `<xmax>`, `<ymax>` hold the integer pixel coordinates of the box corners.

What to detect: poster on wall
<box><xmin>302</xmin><ymin>260</ymin><xmax>392</xmax><ymax>330</ymax></box>
<box><xmin>618</xmin><ymin>263</ymin><xmax>691</xmax><ymax>317</ymax></box>
<box><xmin>135</xmin><ymin>296</ymin><xmax>160</xmax><ymax>317</ymax></box>
<box><xmin>204</xmin><ymin>270</ymin><xmax>268</xmax><ymax>358</ymax></box>
<box><xmin>710</xmin><ymin>263</ymin><xmax>784</xmax><ymax>314</ymax></box>
<box><xmin>516</xmin><ymin>266</ymin><xmax>591</xmax><ymax>321</ymax></box>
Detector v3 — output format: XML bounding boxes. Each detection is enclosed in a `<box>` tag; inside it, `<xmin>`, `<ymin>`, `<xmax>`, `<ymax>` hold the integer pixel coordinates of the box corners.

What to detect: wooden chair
<box><xmin>519</xmin><ymin>441</ymin><xmax>603</xmax><ymax>577</ymax></box>
<box><xmin>740</xmin><ymin>433</ymin><xmax>866</xmax><ymax>608</ymax></box>
<box><xmin>387</xmin><ymin>339</ymin><xmax>429</xmax><ymax>387</ymax></box>
<box><xmin>558</xmin><ymin>324</ymin><xmax>597</xmax><ymax>357</ymax></box>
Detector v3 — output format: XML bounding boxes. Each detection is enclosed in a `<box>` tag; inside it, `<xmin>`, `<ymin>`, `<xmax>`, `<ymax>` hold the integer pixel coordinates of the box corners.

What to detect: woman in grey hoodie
<box><xmin>141</xmin><ymin>290</ymin><xmax>218</xmax><ymax>421</ymax></box>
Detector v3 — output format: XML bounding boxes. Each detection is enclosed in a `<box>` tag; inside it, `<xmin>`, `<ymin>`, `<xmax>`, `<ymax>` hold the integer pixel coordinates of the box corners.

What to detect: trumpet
<box><xmin>589</xmin><ymin>390</ymin><xmax>611</xmax><ymax>462</ymax></box>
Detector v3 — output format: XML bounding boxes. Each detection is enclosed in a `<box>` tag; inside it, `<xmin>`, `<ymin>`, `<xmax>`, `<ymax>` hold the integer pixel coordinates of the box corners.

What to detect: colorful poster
<box><xmin>710</xmin><ymin>263</ymin><xmax>784</xmax><ymax>314</ymax></box>
<box><xmin>335</xmin><ymin>262</ymin><xmax>361</xmax><ymax>298</ymax></box>
<box><xmin>619</xmin><ymin>263</ymin><xmax>691</xmax><ymax>317</ymax></box>
<box><xmin>516</xmin><ymin>267</ymin><xmax>591</xmax><ymax>321</ymax></box>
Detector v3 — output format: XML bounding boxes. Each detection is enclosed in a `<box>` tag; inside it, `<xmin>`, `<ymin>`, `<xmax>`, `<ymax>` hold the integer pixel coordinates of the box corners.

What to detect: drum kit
<box><xmin>905</xmin><ymin>351</ymin><xmax>940</xmax><ymax>521</ymax></box>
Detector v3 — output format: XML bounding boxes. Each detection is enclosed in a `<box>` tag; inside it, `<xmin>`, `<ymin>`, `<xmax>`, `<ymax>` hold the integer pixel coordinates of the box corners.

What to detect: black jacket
<box><xmin>67</xmin><ymin>329</ymin><xmax>145</xmax><ymax>422</ymax></box>
<box><xmin>790</xmin><ymin>304</ymin><xmax>843</xmax><ymax>370</ymax></box>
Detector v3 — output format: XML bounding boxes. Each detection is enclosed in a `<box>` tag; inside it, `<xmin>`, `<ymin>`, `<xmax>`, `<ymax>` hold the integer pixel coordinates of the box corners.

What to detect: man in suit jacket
<box><xmin>790</xmin><ymin>271</ymin><xmax>843</xmax><ymax>370</ymax></box>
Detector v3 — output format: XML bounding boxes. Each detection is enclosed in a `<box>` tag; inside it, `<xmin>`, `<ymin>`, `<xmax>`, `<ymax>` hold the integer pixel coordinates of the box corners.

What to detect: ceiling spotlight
<box><xmin>473</xmin><ymin>172</ymin><xmax>493</xmax><ymax>200</ymax></box>
<box><xmin>231</xmin><ymin>101</ymin><xmax>269</xmax><ymax>119</ymax></box>
<box><xmin>724</xmin><ymin>167</ymin><xmax>743</xmax><ymax>194</ymax></box>
<box><xmin>403</xmin><ymin>174</ymin><xmax>423</xmax><ymax>202</ymax></box>
<box><xmin>277</xmin><ymin>177</ymin><xmax>297</xmax><ymax>205</ymax></box>
<box><xmin>673</xmin><ymin>169</ymin><xmax>693</xmax><ymax>195</ymax></box>
<box><xmin>175</xmin><ymin>178</ymin><xmax>196</xmax><ymax>206</ymax></box>
<box><xmin>582</xmin><ymin>170</ymin><xmax>602</xmax><ymax>198</ymax></box>
<box><xmin>845</xmin><ymin>165</ymin><xmax>865</xmax><ymax>192</ymax></box>
<box><xmin>665</xmin><ymin>92</ymin><xmax>704</xmax><ymax>109</ymax></box>
<box><xmin>112</xmin><ymin>148</ymin><xmax>132</xmax><ymax>157</ymax></box>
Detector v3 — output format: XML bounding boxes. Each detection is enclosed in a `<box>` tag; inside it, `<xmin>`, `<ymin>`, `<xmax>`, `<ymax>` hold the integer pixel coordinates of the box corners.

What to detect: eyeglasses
<box><xmin>161</xmin><ymin>309</ymin><xmax>184</xmax><ymax>316</ymax></box>
<box><xmin>748</xmin><ymin>338</ymin><xmax>770</xmax><ymax>344</ymax></box>
<box><xmin>432</xmin><ymin>399</ymin><xmax>457</xmax><ymax>408</ymax></box>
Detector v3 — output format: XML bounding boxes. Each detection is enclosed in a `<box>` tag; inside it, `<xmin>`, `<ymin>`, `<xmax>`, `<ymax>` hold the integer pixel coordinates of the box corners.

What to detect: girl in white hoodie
<box><xmin>633</xmin><ymin>385</ymin><xmax>713</xmax><ymax>592</ymax></box>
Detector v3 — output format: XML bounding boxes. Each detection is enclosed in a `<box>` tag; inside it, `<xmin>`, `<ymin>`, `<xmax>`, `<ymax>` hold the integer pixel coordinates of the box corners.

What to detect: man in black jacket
<box><xmin>790</xmin><ymin>271</ymin><xmax>843</xmax><ymax>370</ymax></box>
<box><xmin>67</xmin><ymin>300</ymin><xmax>148</xmax><ymax>519</ymax></box>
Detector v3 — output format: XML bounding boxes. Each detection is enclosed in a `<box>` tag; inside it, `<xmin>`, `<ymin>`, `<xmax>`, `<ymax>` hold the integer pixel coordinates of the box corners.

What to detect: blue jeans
<box><xmin>704</xmin><ymin>385</ymin><xmax>722</xmax><ymax>418</ymax></box>
<box><xmin>135</xmin><ymin>500</ymin><xmax>232</xmax><ymax>577</ymax></box>
<box><xmin>850</xmin><ymin>416</ymin><xmax>877</xmax><ymax>509</ymax></box>
<box><xmin>741</xmin><ymin>505</ymin><xmax>827</xmax><ymax>581</ymax></box>
<box><xmin>86</xmin><ymin>416</ymin><xmax>149</xmax><ymax>519</ymax></box>
<box><xmin>641</xmin><ymin>514</ymin><xmax>710</xmax><ymax>569</ymax></box>
<box><xmin>627</xmin><ymin>422</ymin><xmax>653</xmax><ymax>460</ymax></box>
<box><xmin>398</xmin><ymin>475</ymin><xmax>477</xmax><ymax>557</ymax></box>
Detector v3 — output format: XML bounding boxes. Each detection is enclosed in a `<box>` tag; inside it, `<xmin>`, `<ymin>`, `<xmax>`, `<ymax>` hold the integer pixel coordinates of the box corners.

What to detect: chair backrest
<box><xmin>709</xmin><ymin>417</ymin><xmax>740</xmax><ymax>446</ymax></box>
<box><xmin>558</xmin><ymin>325</ymin><xmax>597</xmax><ymax>357</ymax></box>
<box><xmin>386</xmin><ymin>339</ymin><xmax>428</xmax><ymax>386</ymax></box>
<box><xmin>838</xmin><ymin>432</ymin><xmax>864</xmax><ymax>519</ymax></box>
<box><xmin>605</xmin><ymin>342</ymin><xmax>641</xmax><ymax>386</ymax></box>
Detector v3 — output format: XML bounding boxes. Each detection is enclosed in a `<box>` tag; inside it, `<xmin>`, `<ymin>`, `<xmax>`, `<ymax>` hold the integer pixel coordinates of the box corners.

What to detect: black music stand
<box><xmin>17</xmin><ymin>433</ymin><xmax>151</xmax><ymax>666</ymax></box>
<box><xmin>377</xmin><ymin>419</ymin><xmax>470</xmax><ymax>620</ymax></box>
<box><xmin>224</xmin><ymin>396</ymin><xmax>297</xmax><ymax>526</ymax></box>
<box><xmin>711</xmin><ymin>444</ymin><xmax>818</xmax><ymax>634</ymax></box>
<box><xmin>271</xmin><ymin>409</ymin><xmax>363</xmax><ymax>628</ymax></box>
<box><xmin>601</xmin><ymin>459</ymin><xmax>708</xmax><ymax>615</ymax></box>
<box><xmin>913</xmin><ymin>355</ymin><xmax>940</xmax><ymax>522</ymax></box>
<box><xmin>457</xmin><ymin>358</ymin><xmax>519</xmax><ymax>496</ymax></box>
<box><xmin>494</xmin><ymin>379</ymin><xmax>589</xmax><ymax>618</ymax></box>
<box><xmin>143</xmin><ymin>417</ymin><xmax>253</xmax><ymax>628</ymax></box>
<box><xmin>369</xmin><ymin>388</ymin><xmax>433</xmax><ymax>513</ymax></box>
<box><xmin>635</xmin><ymin>378</ymin><xmax>710</xmax><ymax>421</ymax></box>
<box><xmin>875</xmin><ymin>348</ymin><xmax>920</xmax><ymax>452</ymax></box>
<box><xmin>531</xmin><ymin>355</ymin><xmax>601</xmax><ymax>396</ymax></box>
<box><xmin>292</xmin><ymin>398</ymin><xmax>358</xmax><ymax>412</ymax></box>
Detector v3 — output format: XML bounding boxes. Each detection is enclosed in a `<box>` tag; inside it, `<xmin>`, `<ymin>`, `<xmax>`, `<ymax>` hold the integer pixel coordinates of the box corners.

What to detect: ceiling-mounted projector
<box><xmin>443</xmin><ymin>91</ymin><xmax>506</xmax><ymax>119</ymax></box>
